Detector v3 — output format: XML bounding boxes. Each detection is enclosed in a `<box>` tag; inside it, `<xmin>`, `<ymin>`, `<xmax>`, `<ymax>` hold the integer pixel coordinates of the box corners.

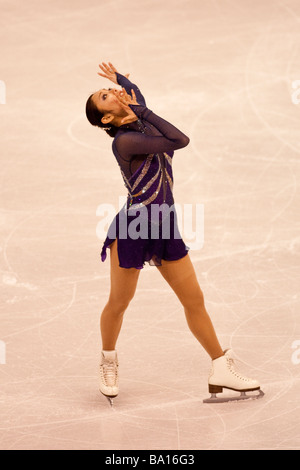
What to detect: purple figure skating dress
<box><xmin>100</xmin><ymin>73</ymin><xmax>190</xmax><ymax>269</ymax></box>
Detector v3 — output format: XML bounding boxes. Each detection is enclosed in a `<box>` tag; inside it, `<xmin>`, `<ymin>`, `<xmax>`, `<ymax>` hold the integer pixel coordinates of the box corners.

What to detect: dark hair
<box><xmin>85</xmin><ymin>93</ymin><xmax>118</xmax><ymax>138</ymax></box>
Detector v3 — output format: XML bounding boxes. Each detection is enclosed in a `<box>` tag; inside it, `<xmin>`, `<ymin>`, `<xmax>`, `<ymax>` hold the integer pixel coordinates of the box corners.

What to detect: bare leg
<box><xmin>156</xmin><ymin>254</ymin><xmax>223</xmax><ymax>360</ymax></box>
<box><xmin>100</xmin><ymin>239</ymin><xmax>141</xmax><ymax>350</ymax></box>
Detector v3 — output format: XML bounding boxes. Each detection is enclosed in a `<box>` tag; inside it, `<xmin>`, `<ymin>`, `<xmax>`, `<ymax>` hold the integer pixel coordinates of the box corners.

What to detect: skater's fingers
<box><xmin>108</xmin><ymin>62</ymin><xmax>117</xmax><ymax>72</ymax></box>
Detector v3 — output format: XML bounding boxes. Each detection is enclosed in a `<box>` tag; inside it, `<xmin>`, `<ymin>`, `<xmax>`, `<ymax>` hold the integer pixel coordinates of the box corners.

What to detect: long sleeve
<box><xmin>114</xmin><ymin>105</ymin><xmax>190</xmax><ymax>160</ymax></box>
<box><xmin>116</xmin><ymin>73</ymin><xmax>146</xmax><ymax>106</ymax></box>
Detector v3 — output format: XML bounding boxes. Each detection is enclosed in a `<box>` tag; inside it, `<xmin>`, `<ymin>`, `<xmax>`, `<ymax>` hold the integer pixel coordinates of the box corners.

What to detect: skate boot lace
<box><xmin>101</xmin><ymin>360</ymin><xmax>118</xmax><ymax>386</ymax></box>
<box><xmin>226</xmin><ymin>356</ymin><xmax>254</xmax><ymax>383</ymax></box>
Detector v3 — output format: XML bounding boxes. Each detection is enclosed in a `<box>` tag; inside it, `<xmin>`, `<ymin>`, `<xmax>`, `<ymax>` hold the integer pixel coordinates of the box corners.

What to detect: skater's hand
<box><xmin>116</xmin><ymin>88</ymin><xmax>139</xmax><ymax>107</ymax></box>
<box><xmin>115</xmin><ymin>89</ymin><xmax>140</xmax><ymax>125</ymax></box>
<box><xmin>98</xmin><ymin>62</ymin><xmax>130</xmax><ymax>85</ymax></box>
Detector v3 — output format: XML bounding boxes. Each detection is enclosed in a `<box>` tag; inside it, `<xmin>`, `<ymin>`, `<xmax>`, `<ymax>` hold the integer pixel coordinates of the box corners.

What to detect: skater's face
<box><xmin>91</xmin><ymin>88</ymin><xmax>127</xmax><ymax>125</ymax></box>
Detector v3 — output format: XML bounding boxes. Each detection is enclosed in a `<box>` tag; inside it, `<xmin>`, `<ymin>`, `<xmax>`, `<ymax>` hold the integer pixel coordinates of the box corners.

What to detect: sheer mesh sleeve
<box><xmin>116</xmin><ymin>73</ymin><xmax>146</xmax><ymax>106</ymax></box>
<box><xmin>114</xmin><ymin>105</ymin><xmax>190</xmax><ymax>160</ymax></box>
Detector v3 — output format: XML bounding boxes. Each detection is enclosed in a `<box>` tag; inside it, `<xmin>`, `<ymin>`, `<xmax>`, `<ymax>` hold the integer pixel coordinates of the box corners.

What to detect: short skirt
<box><xmin>100</xmin><ymin>203</ymin><xmax>189</xmax><ymax>269</ymax></box>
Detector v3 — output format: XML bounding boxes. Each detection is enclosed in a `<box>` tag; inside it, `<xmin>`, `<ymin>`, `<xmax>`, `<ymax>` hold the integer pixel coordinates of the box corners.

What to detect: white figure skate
<box><xmin>99</xmin><ymin>350</ymin><xmax>119</xmax><ymax>407</ymax></box>
<box><xmin>203</xmin><ymin>349</ymin><xmax>264</xmax><ymax>403</ymax></box>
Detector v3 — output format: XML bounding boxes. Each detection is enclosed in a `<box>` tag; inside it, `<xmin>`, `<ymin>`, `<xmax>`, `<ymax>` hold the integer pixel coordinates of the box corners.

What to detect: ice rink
<box><xmin>1</xmin><ymin>0</ymin><xmax>300</xmax><ymax>450</ymax></box>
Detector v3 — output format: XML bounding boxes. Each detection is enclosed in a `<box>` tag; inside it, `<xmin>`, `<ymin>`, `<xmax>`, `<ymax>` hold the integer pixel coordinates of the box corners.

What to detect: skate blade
<box><xmin>106</xmin><ymin>396</ymin><xmax>114</xmax><ymax>407</ymax></box>
<box><xmin>203</xmin><ymin>389</ymin><xmax>264</xmax><ymax>404</ymax></box>
<box><xmin>100</xmin><ymin>391</ymin><xmax>117</xmax><ymax>408</ymax></box>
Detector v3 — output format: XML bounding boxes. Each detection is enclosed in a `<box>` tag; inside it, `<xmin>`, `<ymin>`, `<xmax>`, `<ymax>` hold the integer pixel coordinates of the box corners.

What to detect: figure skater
<box><xmin>85</xmin><ymin>62</ymin><xmax>263</xmax><ymax>404</ymax></box>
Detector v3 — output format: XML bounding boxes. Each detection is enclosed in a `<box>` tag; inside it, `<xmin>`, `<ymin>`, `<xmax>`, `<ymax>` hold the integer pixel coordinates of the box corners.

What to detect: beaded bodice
<box><xmin>121</xmin><ymin>151</ymin><xmax>174</xmax><ymax>209</ymax></box>
<box><xmin>111</xmin><ymin>74</ymin><xmax>189</xmax><ymax>210</ymax></box>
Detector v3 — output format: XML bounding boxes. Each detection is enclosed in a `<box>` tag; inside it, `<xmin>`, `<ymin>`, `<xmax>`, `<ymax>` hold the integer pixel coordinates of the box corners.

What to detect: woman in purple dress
<box><xmin>86</xmin><ymin>62</ymin><xmax>262</xmax><ymax>405</ymax></box>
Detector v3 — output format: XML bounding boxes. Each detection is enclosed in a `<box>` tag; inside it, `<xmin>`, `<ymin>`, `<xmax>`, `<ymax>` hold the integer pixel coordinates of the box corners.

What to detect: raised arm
<box><xmin>115</xmin><ymin>104</ymin><xmax>190</xmax><ymax>159</ymax></box>
<box><xmin>116</xmin><ymin>73</ymin><xmax>146</xmax><ymax>107</ymax></box>
<box><xmin>98</xmin><ymin>62</ymin><xmax>146</xmax><ymax>106</ymax></box>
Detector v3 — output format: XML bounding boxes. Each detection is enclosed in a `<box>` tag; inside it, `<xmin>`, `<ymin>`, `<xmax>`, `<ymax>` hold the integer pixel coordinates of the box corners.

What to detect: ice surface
<box><xmin>0</xmin><ymin>0</ymin><xmax>299</xmax><ymax>450</ymax></box>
